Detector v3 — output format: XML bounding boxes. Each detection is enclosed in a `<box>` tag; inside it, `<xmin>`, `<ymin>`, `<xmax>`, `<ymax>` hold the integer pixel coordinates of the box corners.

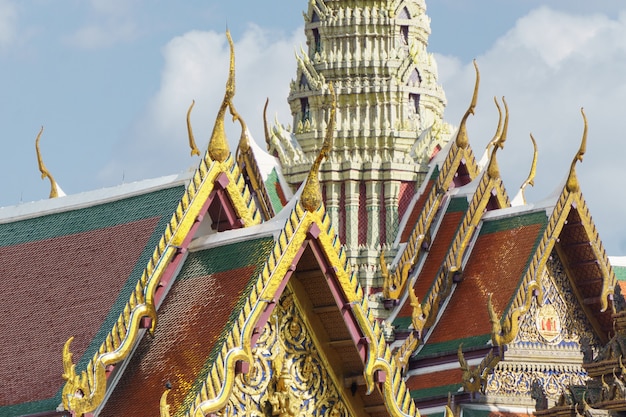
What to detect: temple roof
<box><xmin>0</xmin><ymin>175</ymin><xmax>186</xmax><ymax>415</ymax></box>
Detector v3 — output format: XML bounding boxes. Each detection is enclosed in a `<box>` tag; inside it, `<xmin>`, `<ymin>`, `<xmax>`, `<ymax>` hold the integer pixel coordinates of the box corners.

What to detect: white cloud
<box><xmin>437</xmin><ymin>6</ymin><xmax>626</xmax><ymax>253</ymax></box>
<box><xmin>65</xmin><ymin>0</ymin><xmax>138</xmax><ymax>49</ymax></box>
<box><xmin>66</xmin><ymin>21</ymin><xmax>136</xmax><ymax>49</ymax></box>
<box><xmin>0</xmin><ymin>0</ymin><xmax>17</xmax><ymax>48</ymax></box>
<box><xmin>98</xmin><ymin>25</ymin><xmax>305</xmax><ymax>185</ymax></box>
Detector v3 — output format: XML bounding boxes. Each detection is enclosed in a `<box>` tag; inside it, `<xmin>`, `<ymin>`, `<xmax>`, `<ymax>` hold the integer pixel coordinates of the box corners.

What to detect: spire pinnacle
<box><xmin>35</xmin><ymin>126</ymin><xmax>60</xmax><ymax>198</ymax></box>
<box><xmin>301</xmin><ymin>82</ymin><xmax>336</xmax><ymax>212</ymax></box>
<box><xmin>456</xmin><ymin>60</ymin><xmax>479</xmax><ymax>149</ymax></box>
<box><xmin>208</xmin><ymin>30</ymin><xmax>236</xmax><ymax>162</ymax></box>
<box><xmin>566</xmin><ymin>108</ymin><xmax>588</xmax><ymax>193</ymax></box>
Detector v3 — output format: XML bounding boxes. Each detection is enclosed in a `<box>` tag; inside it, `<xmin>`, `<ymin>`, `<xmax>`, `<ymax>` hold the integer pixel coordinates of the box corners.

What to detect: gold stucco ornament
<box><xmin>301</xmin><ymin>82</ymin><xmax>336</xmax><ymax>212</ymax></box>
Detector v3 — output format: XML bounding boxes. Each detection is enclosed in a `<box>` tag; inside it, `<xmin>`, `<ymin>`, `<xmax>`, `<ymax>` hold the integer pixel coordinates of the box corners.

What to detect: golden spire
<box><xmin>263</xmin><ymin>97</ymin><xmax>271</xmax><ymax>151</ymax></box>
<box><xmin>485</xmin><ymin>96</ymin><xmax>503</xmax><ymax>152</ymax></box>
<box><xmin>566</xmin><ymin>108</ymin><xmax>588</xmax><ymax>193</ymax></box>
<box><xmin>517</xmin><ymin>133</ymin><xmax>538</xmax><ymax>204</ymax></box>
<box><xmin>456</xmin><ymin>60</ymin><xmax>479</xmax><ymax>149</ymax></box>
<box><xmin>301</xmin><ymin>82</ymin><xmax>336</xmax><ymax>212</ymax></box>
<box><xmin>35</xmin><ymin>126</ymin><xmax>60</xmax><ymax>198</ymax></box>
<box><xmin>186</xmin><ymin>100</ymin><xmax>201</xmax><ymax>157</ymax></box>
<box><xmin>487</xmin><ymin>97</ymin><xmax>509</xmax><ymax>179</ymax></box>
<box><xmin>208</xmin><ymin>30</ymin><xmax>236</xmax><ymax>162</ymax></box>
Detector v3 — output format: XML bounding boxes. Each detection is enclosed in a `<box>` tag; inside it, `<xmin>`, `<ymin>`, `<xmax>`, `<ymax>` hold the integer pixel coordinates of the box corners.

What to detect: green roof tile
<box><xmin>417</xmin><ymin>334</ymin><xmax>491</xmax><ymax>359</ymax></box>
<box><xmin>411</xmin><ymin>383</ymin><xmax>462</xmax><ymax>401</ymax></box>
<box><xmin>479</xmin><ymin>211</ymin><xmax>547</xmax><ymax>236</ymax></box>
<box><xmin>265</xmin><ymin>168</ymin><xmax>285</xmax><ymax>214</ymax></box>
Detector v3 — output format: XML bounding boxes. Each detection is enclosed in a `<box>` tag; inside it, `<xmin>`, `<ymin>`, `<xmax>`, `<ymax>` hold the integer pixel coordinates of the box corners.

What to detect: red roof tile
<box><xmin>405</xmin><ymin>368</ymin><xmax>462</xmax><ymax>391</ymax></box>
<box><xmin>427</xmin><ymin>222</ymin><xmax>544</xmax><ymax>345</ymax></box>
<box><xmin>397</xmin><ymin>211</ymin><xmax>465</xmax><ymax>319</ymax></box>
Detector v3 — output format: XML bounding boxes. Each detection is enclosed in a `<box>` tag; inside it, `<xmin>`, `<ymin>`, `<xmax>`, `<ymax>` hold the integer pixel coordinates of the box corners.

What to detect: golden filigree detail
<box><xmin>35</xmin><ymin>126</ymin><xmax>60</xmax><ymax>198</ymax></box>
<box><xmin>566</xmin><ymin>108</ymin><xmax>587</xmax><ymax>193</ymax></box>
<box><xmin>394</xmin><ymin>332</ymin><xmax>419</xmax><ymax>372</ymax></box>
<box><xmin>301</xmin><ymin>82</ymin><xmax>335</xmax><ymax>213</ymax></box>
<box><xmin>186</xmin><ymin>100</ymin><xmax>201</xmax><ymax>157</ymax></box>
<box><xmin>458</xmin><ymin>343</ymin><xmax>501</xmax><ymax>394</ymax></box>
<box><xmin>456</xmin><ymin>60</ymin><xmax>479</xmax><ymax>149</ymax></box>
<box><xmin>517</xmin><ymin>133</ymin><xmax>538</xmax><ymax>205</ymax></box>
<box><xmin>208</xmin><ymin>30</ymin><xmax>236</xmax><ymax>162</ymax></box>
<box><xmin>488</xmin><ymin>281</ymin><xmax>542</xmax><ymax>346</ymax></box>
<box><xmin>486</xmin><ymin>97</ymin><xmax>508</xmax><ymax>179</ymax></box>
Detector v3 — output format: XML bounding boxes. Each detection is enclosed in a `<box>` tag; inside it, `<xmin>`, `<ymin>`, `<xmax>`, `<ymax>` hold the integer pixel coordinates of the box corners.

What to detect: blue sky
<box><xmin>1</xmin><ymin>0</ymin><xmax>626</xmax><ymax>253</ymax></box>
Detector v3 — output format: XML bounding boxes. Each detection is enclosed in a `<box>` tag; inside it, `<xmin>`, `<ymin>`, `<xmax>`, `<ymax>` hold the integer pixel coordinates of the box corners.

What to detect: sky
<box><xmin>1</xmin><ymin>1</ymin><xmax>626</xmax><ymax>254</ymax></box>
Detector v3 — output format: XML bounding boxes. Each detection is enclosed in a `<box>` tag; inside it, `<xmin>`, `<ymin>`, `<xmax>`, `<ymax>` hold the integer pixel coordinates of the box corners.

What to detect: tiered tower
<box><xmin>269</xmin><ymin>0</ymin><xmax>451</xmax><ymax>290</ymax></box>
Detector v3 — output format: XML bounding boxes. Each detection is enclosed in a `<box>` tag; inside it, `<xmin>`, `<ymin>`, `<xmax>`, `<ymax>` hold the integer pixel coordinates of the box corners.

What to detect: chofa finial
<box><xmin>186</xmin><ymin>100</ymin><xmax>201</xmax><ymax>157</ymax></box>
<box><xmin>487</xmin><ymin>97</ymin><xmax>509</xmax><ymax>179</ymax></box>
<box><xmin>263</xmin><ymin>98</ymin><xmax>271</xmax><ymax>151</ymax></box>
<box><xmin>456</xmin><ymin>60</ymin><xmax>479</xmax><ymax>149</ymax></box>
<box><xmin>207</xmin><ymin>30</ymin><xmax>236</xmax><ymax>162</ymax></box>
<box><xmin>517</xmin><ymin>133</ymin><xmax>538</xmax><ymax>204</ymax></box>
<box><xmin>301</xmin><ymin>82</ymin><xmax>336</xmax><ymax>212</ymax></box>
<box><xmin>566</xmin><ymin>108</ymin><xmax>588</xmax><ymax>193</ymax></box>
<box><xmin>35</xmin><ymin>126</ymin><xmax>60</xmax><ymax>199</ymax></box>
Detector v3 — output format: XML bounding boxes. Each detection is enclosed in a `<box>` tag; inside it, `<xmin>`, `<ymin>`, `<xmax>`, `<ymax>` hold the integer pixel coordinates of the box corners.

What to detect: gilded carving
<box><xmin>218</xmin><ymin>290</ymin><xmax>350</xmax><ymax>417</ymax></box>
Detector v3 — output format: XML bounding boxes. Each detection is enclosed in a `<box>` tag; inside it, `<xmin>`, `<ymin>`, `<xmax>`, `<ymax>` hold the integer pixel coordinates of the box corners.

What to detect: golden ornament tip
<box><xmin>518</xmin><ymin>133</ymin><xmax>538</xmax><ymax>204</ymax></box>
<box><xmin>566</xmin><ymin>108</ymin><xmax>587</xmax><ymax>193</ymax></box>
<box><xmin>35</xmin><ymin>126</ymin><xmax>60</xmax><ymax>198</ymax></box>
<box><xmin>456</xmin><ymin>59</ymin><xmax>479</xmax><ymax>149</ymax></box>
<box><xmin>487</xmin><ymin>97</ymin><xmax>508</xmax><ymax>179</ymax></box>
<box><xmin>186</xmin><ymin>100</ymin><xmax>201</xmax><ymax>157</ymax></box>
<box><xmin>485</xmin><ymin>96</ymin><xmax>503</xmax><ymax>152</ymax></box>
<box><xmin>263</xmin><ymin>97</ymin><xmax>271</xmax><ymax>151</ymax></box>
<box><xmin>208</xmin><ymin>30</ymin><xmax>236</xmax><ymax>162</ymax></box>
<box><xmin>301</xmin><ymin>82</ymin><xmax>336</xmax><ymax>212</ymax></box>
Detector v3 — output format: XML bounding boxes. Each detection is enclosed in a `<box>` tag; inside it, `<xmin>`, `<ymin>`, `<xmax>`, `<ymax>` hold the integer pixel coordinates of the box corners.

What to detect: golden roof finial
<box><xmin>208</xmin><ymin>30</ymin><xmax>236</xmax><ymax>162</ymax></box>
<box><xmin>487</xmin><ymin>97</ymin><xmax>508</xmax><ymax>179</ymax></box>
<box><xmin>485</xmin><ymin>96</ymin><xmax>503</xmax><ymax>152</ymax></box>
<box><xmin>456</xmin><ymin>60</ymin><xmax>479</xmax><ymax>149</ymax></box>
<box><xmin>263</xmin><ymin>98</ymin><xmax>271</xmax><ymax>151</ymax></box>
<box><xmin>566</xmin><ymin>108</ymin><xmax>588</xmax><ymax>193</ymax></box>
<box><xmin>517</xmin><ymin>133</ymin><xmax>538</xmax><ymax>204</ymax></box>
<box><xmin>35</xmin><ymin>126</ymin><xmax>60</xmax><ymax>198</ymax></box>
<box><xmin>301</xmin><ymin>82</ymin><xmax>336</xmax><ymax>212</ymax></box>
<box><xmin>186</xmin><ymin>100</ymin><xmax>201</xmax><ymax>157</ymax></box>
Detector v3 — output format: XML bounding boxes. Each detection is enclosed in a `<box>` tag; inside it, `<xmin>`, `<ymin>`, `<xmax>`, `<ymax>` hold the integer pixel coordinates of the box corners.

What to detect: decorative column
<box><xmin>384</xmin><ymin>180</ymin><xmax>401</xmax><ymax>245</ymax></box>
<box><xmin>366</xmin><ymin>181</ymin><xmax>381</xmax><ymax>249</ymax></box>
<box><xmin>344</xmin><ymin>180</ymin><xmax>360</xmax><ymax>253</ymax></box>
